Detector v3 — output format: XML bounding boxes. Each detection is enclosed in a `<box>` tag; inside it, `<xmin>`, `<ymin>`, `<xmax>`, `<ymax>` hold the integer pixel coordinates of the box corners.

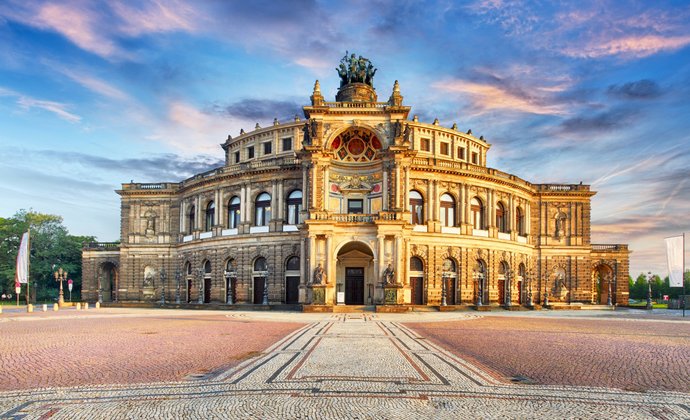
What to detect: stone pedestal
<box><xmin>311</xmin><ymin>284</ymin><xmax>328</xmax><ymax>305</ymax></box>
<box><xmin>384</xmin><ymin>284</ymin><xmax>404</xmax><ymax>305</ymax></box>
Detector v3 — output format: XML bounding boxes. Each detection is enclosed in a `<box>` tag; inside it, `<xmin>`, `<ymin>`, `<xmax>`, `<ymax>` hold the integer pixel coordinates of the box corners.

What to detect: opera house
<box><xmin>82</xmin><ymin>54</ymin><xmax>630</xmax><ymax>309</ymax></box>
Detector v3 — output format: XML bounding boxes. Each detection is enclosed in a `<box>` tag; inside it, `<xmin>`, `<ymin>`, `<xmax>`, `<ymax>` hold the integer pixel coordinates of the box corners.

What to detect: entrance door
<box><xmin>498</xmin><ymin>279</ymin><xmax>505</xmax><ymax>305</ymax></box>
<box><xmin>345</xmin><ymin>268</ymin><xmax>364</xmax><ymax>305</ymax></box>
<box><xmin>187</xmin><ymin>280</ymin><xmax>192</xmax><ymax>303</ymax></box>
<box><xmin>445</xmin><ymin>278</ymin><xmax>456</xmax><ymax>305</ymax></box>
<box><xmin>285</xmin><ymin>276</ymin><xmax>299</xmax><ymax>304</ymax></box>
<box><xmin>253</xmin><ymin>277</ymin><xmax>265</xmax><ymax>304</ymax></box>
<box><xmin>204</xmin><ymin>278</ymin><xmax>211</xmax><ymax>303</ymax></box>
<box><xmin>411</xmin><ymin>277</ymin><xmax>424</xmax><ymax>305</ymax></box>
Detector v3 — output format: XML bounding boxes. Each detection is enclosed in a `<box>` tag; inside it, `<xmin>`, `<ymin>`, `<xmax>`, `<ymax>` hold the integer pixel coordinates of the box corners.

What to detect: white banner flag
<box><xmin>665</xmin><ymin>235</ymin><xmax>684</xmax><ymax>288</ymax></box>
<box><xmin>15</xmin><ymin>231</ymin><xmax>29</xmax><ymax>284</ymax></box>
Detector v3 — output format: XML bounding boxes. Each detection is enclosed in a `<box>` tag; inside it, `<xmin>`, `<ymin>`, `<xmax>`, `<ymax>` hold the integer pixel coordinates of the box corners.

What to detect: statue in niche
<box><xmin>382</xmin><ymin>264</ymin><xmax>395</xmax><ymax>285</ymax></box>
<box><xmin>144</xmin><ymin>210</ymin><xmax>156</xmax><ymax>236</ymax></box>
<box><xmin>143</xmin><ymin>267</ymin><xmax>155</xmax><ymax>288</ymax></box>
<box><xmin>554</xmin><ymin>210</ymin><xmax>567</xmax><ymax>238</ymax></box>
<box><xmin>312</xmin><ymin>263</ymin><xmax>326</xmax><ymax>285</ymax></box>
<box><xmin>554</xmin><ymin>272</ymin><xmax>568</xmax><ymax>300</ymax></box>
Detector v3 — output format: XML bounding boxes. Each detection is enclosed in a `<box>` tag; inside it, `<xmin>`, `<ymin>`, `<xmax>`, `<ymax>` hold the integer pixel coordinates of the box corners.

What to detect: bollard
<box><xmin>27</xmin><ymin>304</ymin><xmax>33</xmax><ymax>313</ymax></box>
<box><xmin>0</xmin><ymin>305</ymin><xmax>2</xmax><ymax>314</ymax></box>
<box><xmin>83</xmin><ymin>302</ymin><xmax>89</xmax><ymax>310</ymax></box>
<box><xmin>53</xmin><ymin>303</ymin><xmax>59</xmax><ymax>311</ymax></box>
<box><xmin>95</xmin><ymin>302</ymin><xmax>100</xmax><ymax>309</ymax></box>
<box><xmin>42</xmin><ymin>304</ymin><xmax>48</xmax><ymax>312</ymax></box>
<box><xmin>76</xmin><ymin>302</ymin><xmax>81</xmax><ymax>310</ymax></box>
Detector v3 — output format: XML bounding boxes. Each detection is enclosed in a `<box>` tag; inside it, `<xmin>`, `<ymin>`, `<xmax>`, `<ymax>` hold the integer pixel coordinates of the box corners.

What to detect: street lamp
<box><xmin>174</xmin><ymin>269</ymin><xmax>181</xmax><ymax>304</ymax></box>
<box><xmin>97</xmin><ymin>272</ymin><xmax>103</xmax><ymax>304</ymax></box>
<box><xmin>224</xmin><ymin>265</ymin><xmax>237</xmax><ymax>305</ymax></box>
<box><xmin>526</xmin><ymin>268</ymin><xmax>534</xmax><ymax>307</ymax></box>
<box><xmin>504</xmin><ymin>268</ymin><xmax>512</xmax><ymax>307</ymax></box>
<box><xmin>473</xmin><ymin>270</ymin><xmax>483</xmax><ymax>307</ymax></box>
<box><xmin>441</xmin><ymin>271</ymin><xmax>448</xmax><ymax>306</ymax></box>
<box><xmin>160</xmin><ymin>268</ymin><xmax>166</xmax><ymax>305</ymax></box>
<box><xmin>646</xmin><ymin>271</ymin><xmax>653</xmax><ymax>310</ymax></box>
<box><xmin>54</xmin><ymin>267</ymin><xmax>67</xmax><ymax>305</ymax></box>
<box><xmin>262</xmin><ymin>268</ymin><xmax>270</xmax><ymax>305</ymax></box>
<box><xmin>606</xmin><ymin>274</ymin><xmax>612</xmax><ymax>307</ymax></box>
<box><xmin>197</xmin><ymin>268</ymin><xmax>204</xmax><ymax>304</ymax></box>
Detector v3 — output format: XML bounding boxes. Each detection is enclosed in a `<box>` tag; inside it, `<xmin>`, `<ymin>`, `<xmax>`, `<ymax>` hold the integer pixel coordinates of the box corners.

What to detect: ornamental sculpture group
<box><xmin>336</xmin><ymin>51</ymin><xmax>377</xmax><ymax>87</ymax></box>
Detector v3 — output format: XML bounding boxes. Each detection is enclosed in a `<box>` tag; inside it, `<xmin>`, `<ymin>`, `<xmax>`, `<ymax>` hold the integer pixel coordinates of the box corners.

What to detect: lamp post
<box><xmin>197</xmin><ymin>268</ymin><xmax>204</xmax><ymax>304</ymax></box>
<box><xmin>543</xmin><ymin>281</ymin><xmax>549</xmax><ymax>306</ymax></box>
<box><xmin>646</xmin><ymin>271</ymin><xmax>653</xmax><ymax>310</ymax></box>
<box><xmin>54</xmin><ymin>267</ymin><xmax>67</xmax><ymax>306</ymax></box>
<box><xmin>224</xmin><ymin>266</ymin><xmax>237</xmax><ymax>305</ymax></box>
<box><xmin>606</xmin><ymin>274</ymin><xmax>612</xmax><ymax>307</ymax></box>
<box><xmin>441</xmin><ymin>271</ymin><xmax>448</xmax><ymax>306</ymax></box>
<box><xmin>97</xmin><ymin>272</ymin><xmax>103</xmax><ymax>304</ymax></box>
<box><xmin>262</xmin><ymin>268</ymin><xmax>270</xmax><ymax>306</ymax></box>
<box><xmin>474</xmin><ymin>271</ymin><xmax>483</xmax><ymax>307</ymax></box>
<box><xmin>174</xmin><ymin>269</ymin><xmax>181</xmax><ymax>304</ymax></box>
<box><xmin>504</xmin><ymin>268</ymin><xmax>512</xmax><ymax>307</ymax></box>
<box><xmin>526</xmin><ymin>268</ymin><xmax>534</xmax><ymax>307</ymax></box>
<box><xmin>160</xmin><ymin>268</ymin><xmax>166</xmax><ymax>305</ymax></box>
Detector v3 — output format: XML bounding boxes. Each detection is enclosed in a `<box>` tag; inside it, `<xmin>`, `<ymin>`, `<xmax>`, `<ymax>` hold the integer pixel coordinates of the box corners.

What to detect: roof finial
<box><xmin>388</xmin><ymin>80</ymin><xmax>403</xmax><ymax>106</ymax></box>
<box><xmin>311</xmin><ymin>79</ymin><xmax>324</xmax><ymax>106</ymax></box>
<box><xmin>314</xmin><ymin>79</ymin><xmax>321</xmax><ymax>94</ymax></box>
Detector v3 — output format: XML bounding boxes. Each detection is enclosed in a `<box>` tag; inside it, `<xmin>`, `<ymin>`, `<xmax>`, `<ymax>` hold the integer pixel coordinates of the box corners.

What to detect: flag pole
<box><xmin>26</xmin><ymin>230</ymin><xmax>30</xmax><ymax>306</ymax></box>
<box><xmin>683</xmin><ymin>232</ymin><xmax>686</xmax><ymax>318</ymax></box>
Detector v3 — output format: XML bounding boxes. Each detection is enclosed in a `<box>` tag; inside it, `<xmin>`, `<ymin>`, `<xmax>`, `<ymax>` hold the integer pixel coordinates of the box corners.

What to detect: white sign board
<box><xmin>336</xmin><ymin>292</ymin><xmax>345</xmax><ymax>305</ymax></box>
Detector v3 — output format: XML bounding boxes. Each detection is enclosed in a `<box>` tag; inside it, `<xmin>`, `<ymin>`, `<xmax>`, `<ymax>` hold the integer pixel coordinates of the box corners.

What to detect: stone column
<box><xmin>377</xmin><ymin>235</ymin><xmax>385</xmax><ymax>284</ymax></box>
<box><xmin>323</xmin><ymin>164</ymin><xmax>329</xmax><ymax>211</ymax></box>
<box><xmin>271</xmin><ymin>181</ymin><xmax>277</xmax><ymax>221</ymax></box>
<box><xmin>403</xmin><ymin>166</ymin><xmax>410</xmax><ymax>210</ymax></box>
<box><xmin>395</xmin><ymin>165</ymin><xmax>401</xmax><ymax>209</ymax></box>
<box><xmin>180</xmin><ymin>200</ymin><xmax>186</xmax><ymax>234</ymax></box>
<box><xmin>302</xmin><ymin>164</ymin><xmax>309</xmax><ymax>210</ymax></box>
<box><xmin>300</xmin><ymin>237</ymin><xmax>306</xmax><ymax>285</ymax></box>
<box><xmin>382</xmin><ymin>167</ymin><xmax>389</xmax><ymax>211</ymax></box>
<box><xmin>214</xmin><ymin>189</ymin><xmax>221</xmax><ymax>226</ymax></box>
<box><xmin>325</xmin><ymin>235</ymin><xmax>332</xmax><ymax>282</ymax></box>
<box><xmin>245</xmin><ymin>183</ymin><xmax>252</xmax><ymax>223</ymax></box>
<box><xmin>278</xmin><ymin>181</ymin><xmax>284</xmax><ymax>220</ymax></box>
<box><xmin>195</xmin><ymin>196</ymin><xmax>202</xmax><ymax>231</ymax></box>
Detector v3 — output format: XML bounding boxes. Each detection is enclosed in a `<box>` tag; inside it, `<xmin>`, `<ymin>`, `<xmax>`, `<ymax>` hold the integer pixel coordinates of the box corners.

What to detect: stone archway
<box><xmin>100</xmin><ymin>262</ymin><xmax>118</xmax><ymax>302</ymax></box>
<box><xmin>335</xmin><ymin>241</ymin><xmax>374</xmax><ymax>305</ymax></box>
<box><xmin>592</xmin><ymin>264</ymin><xmax>614</xmax><ymax>304</ymax></box>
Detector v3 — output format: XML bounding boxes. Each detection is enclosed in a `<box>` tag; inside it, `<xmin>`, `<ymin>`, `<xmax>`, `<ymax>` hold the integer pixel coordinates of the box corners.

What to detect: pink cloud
<box><xmin>565</xmin><ymin>35</ymin><xmax>690</xmax><ymax>59</ymax></box>
<box><xmin>111</xmin><ymin>0</ymin><xmax>199</xmax><ymax>37</ymax></box>
<box><xmin>16</xmin><ymin>96</ymin><xmax>81</xmax><ymax>123</ymax></box>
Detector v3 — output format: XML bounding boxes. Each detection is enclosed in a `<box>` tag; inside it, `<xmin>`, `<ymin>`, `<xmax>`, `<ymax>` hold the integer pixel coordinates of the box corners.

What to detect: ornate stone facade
<box><xmin>83</xmin><ymin>56</ymin><xmax>630</xmax><ymax>307</ymax></box>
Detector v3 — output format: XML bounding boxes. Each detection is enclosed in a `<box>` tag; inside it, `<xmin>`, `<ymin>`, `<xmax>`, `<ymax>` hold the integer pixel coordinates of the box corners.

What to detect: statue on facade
<box><xmin>555</xmin><ymin>273</ymin><xmax>568</xmax><ymax>300</ymax></box>
<box><xmin>382</xmin><ymin>264</ymin><xmax>395</xmax><ymax>285</ymax></box>
<box><xmin>336</xmin><ymin>51</ymin><xmax>377</xmax><ymax>87</ymax></box>
<box><xmin>554</xmin><ymin>211</ymin><xmax>567</xmax><ymax>238</ymax></box>
<box><xmin>312</xmin><ymin>263</ymin><xmax>326</xmax><ymax>285</ymax></box>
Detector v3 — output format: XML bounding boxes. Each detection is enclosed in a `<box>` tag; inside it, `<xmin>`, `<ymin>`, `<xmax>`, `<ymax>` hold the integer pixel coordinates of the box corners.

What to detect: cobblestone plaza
<box><xmin>1</xmin><ymin>308</ymin><xmax>688</xmax><ymax>418</ymax></box>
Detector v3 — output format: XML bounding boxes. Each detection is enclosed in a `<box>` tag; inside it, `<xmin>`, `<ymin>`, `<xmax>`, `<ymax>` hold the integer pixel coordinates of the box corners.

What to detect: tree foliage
<box><xmin>0</xmin><ymin>210</ymin><xmax>94</xmax><ymax>302</ymax></box>
<box><xmin>628</xmin><ymin>271</ymin><xmax>690</xmax><ymax>300</ymax></box>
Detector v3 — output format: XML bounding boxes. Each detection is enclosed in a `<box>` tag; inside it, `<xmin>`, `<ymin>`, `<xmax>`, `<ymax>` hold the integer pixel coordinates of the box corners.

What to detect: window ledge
<box><xmin>498</xmin><ymin>232</ymin><xmax>511</xmax><ymax>240</ymax></box>
<box><xmin>472</xmin><ymin>229</ymin><xmax>489</xmax><ymax>237</ymax></box>
<box><xmin>283</xmin><ymin>225</ymin><xmax>299</xmax><ymax>232</ymax></box>
<box><xmin>250</xmin><ymin>226</ymin><xmax>269</xmax><ymax>234</ymax></box>
<box><xmin>413</xmin><ymin>225</ymin><xmax>428</xmax><ymax>232</ymax></box>
<box><xmin>517</xmin><ymin>235</ymin><xmax>527</xmax><ymax>244</ymax></box>
<box><xmin>182</xmin><ymin>234</ymin><xmax>193</xmax><ymax>242</ymax></box>
<box><xmin>441</xmin><ymin>226</ymin><xmax>461</xmax><ymax>234</ymax></box>
<box><xmin>200</xmin><ymin>231</ymin><xmax>213</xmax><ymax>239</ymax></box>
<box><xmin>222</xmin><ymin>228</ymin><xmax>238</xmax><ymax>236</ymax></box>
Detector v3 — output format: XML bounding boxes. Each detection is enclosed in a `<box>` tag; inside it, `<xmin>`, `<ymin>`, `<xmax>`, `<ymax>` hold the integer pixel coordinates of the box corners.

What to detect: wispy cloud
<box><xmin>56</xmin><ymin>68</ymin><xmax>130</xmax><ymax>100</ymax></box>
<box><xmin>0</xmin><ymin>86</ymin><xmax>81</xmax><ymax>122</ymax></box>
<box><xmin>208</xmin><ymin>98</ymin><xmax>303</xmax><ymax>122</ymax></box>
<box><xmin>563</xmin><ymin>35</ymin><xmax>690</xmax><ymax>59</ymax></box>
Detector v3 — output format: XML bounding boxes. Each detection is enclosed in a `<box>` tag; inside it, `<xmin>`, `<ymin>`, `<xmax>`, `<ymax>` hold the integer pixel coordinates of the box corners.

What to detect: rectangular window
<box><xmin>263</xmin><ymin>142</ymin><xmax>272</xmax><ymax>155</ymax></box>
<box><xmin>247</xmin><ymin>146</ymin><xmax>255</xmax><ymax>159</ymax></box>
<box><xmin>440</xmin><ymin>142</ymin><xmax>449</xmax><ymax>155</ymax></box>
<box><xmin>347</xmin><ymin>199</ymin><xmax>363</xmax><ymax>214</ymax></box>
<box><xmin>458</xmin><ymin>147</ymin><xmax>466</xmax><ymax>160</ymax></box>
<box><xmin>282</xmin><ymin>137</ymin><xmax>292</xmax><ymax>151</ymax></box>
<box><xmin>420</xmin><ymin>138</ymin><xmax>430</xmax><ymax>151</ymax></box>
<box><xmin>234</xmin><ymin>151</ymin><xmax>240</xmax><ymax>163</ymax></box>
<box><xmin>471</xmin><ymin>152</ymin><xmax>478</xmax><ymax>164</ymax></box>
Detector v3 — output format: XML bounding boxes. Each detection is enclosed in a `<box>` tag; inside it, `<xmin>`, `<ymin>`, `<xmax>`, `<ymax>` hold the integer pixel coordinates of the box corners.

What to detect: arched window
<box><xmin>204</xmin><ymin>260</ymin><xmax>212</xmax><ymax>274</ymax></box>
<box><xmin>410</xmin><ymin>256</ymin><xmax>424</xmax><ymax>272</ymax></box>
<box><xmin>226</xmin><ymin>259</ymin><xmax>236</xmax><ymax>272</ymax></box>
<box><xmin>496</xmin><ymin>202</ymin><xmax>507</xmax><ymax>233</ymax></box>
<box><xmin>516</xmin><ymin>207</ymin><xmax>525</xmax><ymax>236</ymax></box>
<box><xmin>286</xmin><ymin>190</ymin><xmax>302</xmax><ymax>225</ymax></box>
<box><xmin>254</xmin><ymin>257</ymin><xmax>268</xmax><ymax>272</ymax></box>
<box><xmin>440</xmin><ymin>193</ymin><xmax>455</xmax><ymax>227</ymax></box>
<box><xmin>255</xmin><ymin>193</ymin><xmax>271</xmax><ymax>226</ymax></box>
<box><xmin>188</xmin><ymin>205</ymin><xmax>196</xmax><ymax>234</ymax></box>
<box><xmin>409</xmin><ymin>190</ymin><xmax>424</xmax><ymax>225</ymax></box>
<box><xmin>498</xmin><ymin>261</ymin><xmax>508</xmax><ymax>278</ymax></box>
<box><xmin>471</xmin><ymin>197</ymin><xmax>484</xmax><ymax>230</ymax></box>
<box><xmin>185</xmin><ymin>262</ymin><xmax>192</xmax><ymax>276</ymax></box>
<box><xmin>205</xmin><ymin>201</ymin><xmax>215</xmax><ymax>231</ymax></box>
<box><xmin>286</xmin><ymin>256</ymin><xmax>300</xmax><ymax>271</ymax></box>
<box><xmin>228</xmin><ymin>196</ymin><xmax>241</xmax><ymax>229</ymax></box>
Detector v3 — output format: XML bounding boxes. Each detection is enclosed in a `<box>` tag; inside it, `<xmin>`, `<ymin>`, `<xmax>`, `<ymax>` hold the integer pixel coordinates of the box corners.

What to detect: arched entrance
<box><xmin>100</xmin><ymin>262</ymin><xmax>118</xmax><ymax>302</ymax></box>
<box><xmin>593</xmin><ymin>264</ymin><xmax>613</xmax><ymax>304</ymax></box>
<box><xmin>285</xmin><ymin>256</ymin><xmax>300</xmax><ymax>304</ymax></box>
<box><xmin>336</xmin><ymin>242</ymin><xmax>373</xmax><ymax>305</ymax></box>
<box><xmin>253</xmin><ymin>257</ymin><xmax>268</xmax><ymax>304</ymax></box>
<box><xmin>409</xmin><ymin>257</ymin><xmax>425</xmax><ymax>305</ymax></box>
<box><xmin>442</xmin><ymin>258</ymin><xmax>457</xmax><ymax>305</ymax></box>
<box><xmin>498</xmin><ymin>261</ymin><xmax>508</xmax><ymax>305</ymax></box>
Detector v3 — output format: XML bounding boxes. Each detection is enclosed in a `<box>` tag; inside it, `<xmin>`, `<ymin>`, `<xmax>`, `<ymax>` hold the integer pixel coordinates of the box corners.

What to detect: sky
<box><xmin>0</xmin><ymin>0</ymin><xmax>688</xmax><ymax>277</ymax></box>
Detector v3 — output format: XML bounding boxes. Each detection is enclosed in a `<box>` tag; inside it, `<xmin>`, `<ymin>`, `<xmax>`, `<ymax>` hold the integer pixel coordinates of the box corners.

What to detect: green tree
<box><xmin>0</xmin><ymin>210</ymin><xmax>94</xmax><ymax>303</ymax></box>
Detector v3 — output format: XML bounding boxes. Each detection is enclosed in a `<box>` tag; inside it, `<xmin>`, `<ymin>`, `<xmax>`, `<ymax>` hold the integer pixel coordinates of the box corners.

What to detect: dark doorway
<box><xmin>345</xmin><ymin>268</ymin><xmax>364</xmax><ymax>305</ymax></box>
<box><xmin>187</xmin><ymin>280</ymin><xmax>192</xmax><ymax>303</ymax></box>
<box><xmin>411</xmin><ymin>277</ymin><xmax>424</xmax><ymax>305</ymax></box>
<box><xmin>204</xmin><ymin>278</ymin><xmax>211</xmax><ymax>303</ymax></box>
<box><xmin>498</xmin><ymin>279</ymin><xmax>505</xmax><ymax>305</ymax></box>
<box><xmin>253</xmin><ymin>277</ymin><xmax>265</xmax><ymax>304</ymax></box>
<box><xmin>445</xmin><ymin>278</ymin><xmax>456</xmax><ymax>305</ymax></box>
<box><xmin>286</xmin><ymin>276</ymin><xmax>299</xmax><ymax>304</ymax></box>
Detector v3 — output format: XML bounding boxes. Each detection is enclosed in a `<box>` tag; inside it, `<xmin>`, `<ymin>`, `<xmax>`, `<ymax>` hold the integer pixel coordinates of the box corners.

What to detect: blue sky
<box><xmin>1</xmin><ymin>0</ymin><xmax>688</xmax><ymax>276</ymax></box>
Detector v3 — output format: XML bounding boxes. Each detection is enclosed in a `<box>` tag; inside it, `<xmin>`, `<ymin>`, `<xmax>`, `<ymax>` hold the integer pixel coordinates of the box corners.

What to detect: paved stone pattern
<box><xmin>0</xmin><ymin>311</ymin><xmax>304</xmax><ymax>390</ymax></box>
<box><xmin>406</xmin><ymin>316</ymin><xmax>690</xmax><ymax>393</ymax></box>
<box><xmin>1</xmin><ymin>313</ymin><xmax>688</xmax><ymax>419</ymax></box>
